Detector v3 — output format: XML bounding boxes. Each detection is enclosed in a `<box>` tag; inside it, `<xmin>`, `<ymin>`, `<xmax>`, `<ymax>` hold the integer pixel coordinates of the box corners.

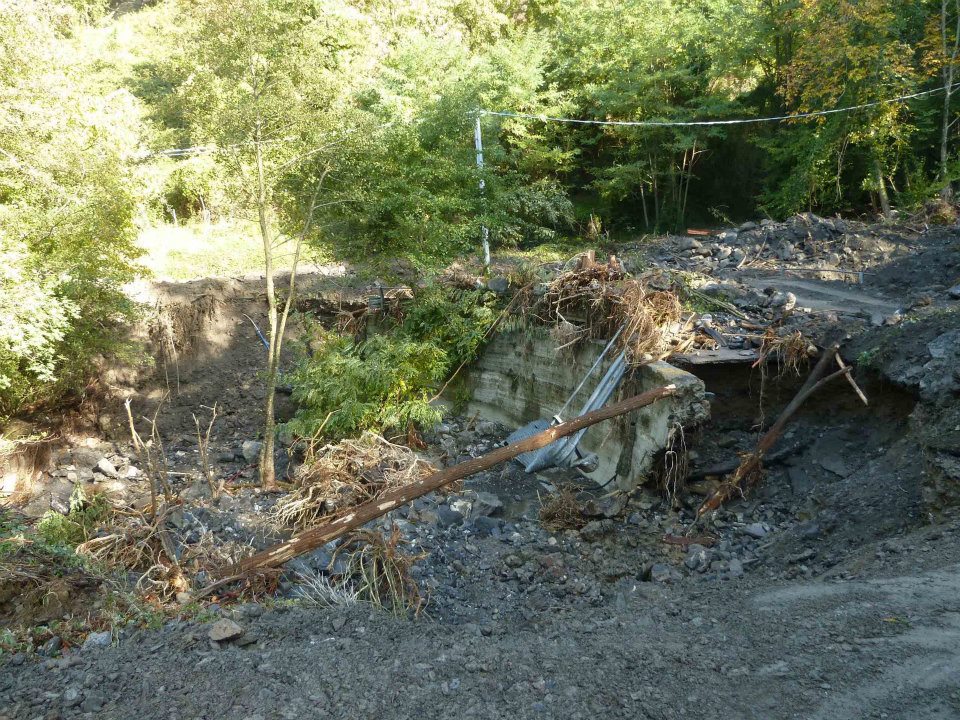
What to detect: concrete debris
<box><xmin>208</xmin><ymin>619</ymin><xmax>244</xmax><ymax>643</ymax></box>
<box><xmin>241</xmin><ymin>440</ymin><xmax>263</xmax><ymax>464</ymax></box>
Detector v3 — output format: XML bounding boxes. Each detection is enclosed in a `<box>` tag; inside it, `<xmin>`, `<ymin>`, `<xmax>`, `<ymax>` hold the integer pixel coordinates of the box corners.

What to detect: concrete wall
<box><xmin>462</xmin><ymin>330</ymin><xmax>709</xmax><ymax>491</ymax></box>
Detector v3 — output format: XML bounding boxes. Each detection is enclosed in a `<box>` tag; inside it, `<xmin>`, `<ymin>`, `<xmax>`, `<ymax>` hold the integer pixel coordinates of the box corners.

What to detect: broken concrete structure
<box><xmin>463</xmin><ymin>329</ymin><xmax>708</xmax><ymax>490</ymax></box>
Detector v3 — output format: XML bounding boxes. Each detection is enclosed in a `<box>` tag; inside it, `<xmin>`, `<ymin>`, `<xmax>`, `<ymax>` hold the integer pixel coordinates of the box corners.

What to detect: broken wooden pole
<box><xmin>219</xmin><ymin>385</ymin><xmax>678</xmax><ymax>578</ymax></box>
<box><xmin>697</xmin><ymin>344</ymin><xmax>852</xmax><ymax>517</ymax></box>
<box><xmin>836</xmin><ymin>353</ymin><xmax>869</xmax><ymax>406</ymax></box>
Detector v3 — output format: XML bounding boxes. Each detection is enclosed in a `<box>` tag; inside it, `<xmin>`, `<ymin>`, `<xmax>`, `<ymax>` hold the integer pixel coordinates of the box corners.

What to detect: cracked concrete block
<box><xmin>462</xmin><ymin>330</ymin><xmax>708</xmax><ymax>490</ymax></box>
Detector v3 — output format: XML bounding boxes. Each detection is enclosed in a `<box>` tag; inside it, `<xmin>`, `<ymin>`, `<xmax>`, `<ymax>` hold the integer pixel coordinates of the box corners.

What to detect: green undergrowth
<box><xmin>0</xmin><ymin>500</ymin><xmax>202</xmax><ymax>658</ymax></box>
<box><xmin>35</xmin><ymin>483</ymin><xmax>111</xmax><ymax>547</ymax></box>
<box><xmin>285</xmin><ymin>284</ymin><xmax>500</xmax><ymax>443</ymax></box>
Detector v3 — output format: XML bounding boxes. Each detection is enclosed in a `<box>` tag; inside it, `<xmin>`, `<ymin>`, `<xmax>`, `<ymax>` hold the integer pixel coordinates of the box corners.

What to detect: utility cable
<box><xmin>478</xmin><ymin>82</ymin><xmax>960</xmax><ymax>128</ymax></box>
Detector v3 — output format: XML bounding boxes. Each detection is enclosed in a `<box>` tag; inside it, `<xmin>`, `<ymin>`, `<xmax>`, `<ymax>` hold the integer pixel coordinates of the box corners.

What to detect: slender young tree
<box><xmin>929</xmin><ymin>0</ymin><xmax>960</xmax><ymax>197</ymax></box>
<box><xmin>176</xmin><ymin>0</ymin><xmax>367</xmax><ymax>489</ymax></box>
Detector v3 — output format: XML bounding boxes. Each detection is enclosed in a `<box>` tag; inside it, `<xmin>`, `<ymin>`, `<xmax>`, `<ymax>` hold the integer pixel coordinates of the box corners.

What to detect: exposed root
<box><xmin>331</xmin><ymin>526</ymin><xmax>427</xmax><ymax>617</ymax></box>
<box><xmin>534</xmin><ymin>263</ymin><xmax>689</xmax><ymax>364</ymax></box>
<box><xmin>754</xmin><ymin>329</ymin><xmax>813</xmax><ymax>378</ymax></box>
<box><xmin>539</xmin><ymin>484</ymin><xmax>587</xmax><ymax>532</ymax></box>
<box><xmin>272</xmin><ymin>432</ymin><xmax>434</xmax><ymax>532</ymax></box>
<box><xmin>75</xmin><ymin>501</ymin><xmax>255</xmax><ymax>604</ymax></box>
<box><xmin>292</xmin><ymin>571</ymin><xmax>361</xmax><ymax>608</ymax></box>
<box><xmin>148</xmin><ymin>295</ymin><xmax>222</xmax><ymax>393</ymax></box>
<box><xmin>658</xmin><ymin>422</ymin><xmax>689</xmax><ymax>506</ymax></box>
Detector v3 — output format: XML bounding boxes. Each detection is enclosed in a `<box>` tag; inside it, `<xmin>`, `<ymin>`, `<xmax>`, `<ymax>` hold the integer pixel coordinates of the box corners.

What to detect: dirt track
<box><xmin>3</xmin><ymin>521</ymin><xmax>960</xmax><ymax>719</ymax></box>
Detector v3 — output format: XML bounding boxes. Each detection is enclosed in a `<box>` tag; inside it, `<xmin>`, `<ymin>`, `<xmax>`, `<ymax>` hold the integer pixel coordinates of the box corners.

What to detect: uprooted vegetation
<box><xmin>272</xmin><ymin>433</ymin><xmax>434</xmax><ymax>532</ymax></box>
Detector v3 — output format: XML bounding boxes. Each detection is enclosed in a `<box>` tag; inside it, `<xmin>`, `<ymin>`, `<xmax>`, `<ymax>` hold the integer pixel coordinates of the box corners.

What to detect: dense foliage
<box><xmin>0</xmin><ymin>0</ymin><xmax>140</xmax><ymax>421</ymax></box>
<box><xmin>4</xmin><ymin>0</ymin><xmax>960</xmax><ymax>422</ymax></box>
<box><xmin>143</xmin><ymin>0</ymin><xmax>960</xmax><ymax>254</ymax></box>
<box><xmin>287</xmin><ymin>287</ymin><xmax>497</xmax><ymax>442</ymax></box>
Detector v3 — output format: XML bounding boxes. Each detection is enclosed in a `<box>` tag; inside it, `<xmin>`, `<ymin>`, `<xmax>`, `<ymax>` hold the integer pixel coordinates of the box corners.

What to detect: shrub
<box><xmin>286</xmin><ymin>286</ymin><xmax>498</xmax><ymax>443</ymax></box>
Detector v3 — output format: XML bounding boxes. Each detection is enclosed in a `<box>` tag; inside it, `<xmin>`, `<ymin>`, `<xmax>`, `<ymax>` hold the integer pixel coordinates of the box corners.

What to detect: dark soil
<box><xmin>3</xmin><ymin>216</ymin><xmax>960</xmax><ymax>720</ymax></box>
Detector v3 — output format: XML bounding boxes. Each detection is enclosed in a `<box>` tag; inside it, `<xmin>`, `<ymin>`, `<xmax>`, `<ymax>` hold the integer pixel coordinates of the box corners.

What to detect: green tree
<box><xmin>544</xmin><ymin>0</ymin><xmax>746</xmax><ymax>230</ymax></box>
<box><xmin>0</xmin><ymin>0</ymin><xmax>140</xmax><ymax>421</ymax></box>
<box><xmin>779</xmin><ymin>0</ymin><xmax>923</xmax><ymax>215</ymax></box>
<box><xmin>175</xmin><ymin>0</ymin><xmax>374</xmax><ymax>489</ymax></box>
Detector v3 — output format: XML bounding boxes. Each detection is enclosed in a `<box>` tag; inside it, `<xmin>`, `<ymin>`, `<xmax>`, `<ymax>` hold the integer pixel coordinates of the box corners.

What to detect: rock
<box><xmin>776</xmin><ymin>242</ymin><xmax>795</xmax><ymax>261</ymax></box>
<box><xmin>39</xmin><ymin>636</ymin><xmax>62</xmax><ymax>657</ymax></box>
<box><xmin>437</xmin><ymin>505</ymin><xmax>464</xmax><ymax>528</ymax></box>
<box><xmin>579</xmin><ymin>520</ymin><xmax>609</xmax><ymax>542</ymax></box>
<box><xmin>208</xmin><ymin>619</ymin><xmax>244</xmax><ymax>643</ymax></box>
<box><xmin>81</xmin><ymin>691</ymin><xmax>107</xmax><ymax>713</ymax></box>
<box><xmin>471</xmin><ymin>492</ymin><xmax>503</xmax><ymax>517</ymax></box>
<box><xmin>716</xmin><ymin>246</ymin><xmax>733</xmax><ymax>260</ymax></box>
<box><xmin>50</xmin><ymin>497</ymin><xmax>70</xmax><ymax>515</ymax></box>
<box><xmin>742</xmin><ymin>523</ymin><xmax>768</xmax><ymax>539</ymax></box>
<box><xmin>307</xmin><ymin>546</ymin><xmax>333</xmax><ymax>571</ymax></box>
<box><xmin>68</xmin><ymin>448</ymin><xmax>102</xmax><ymax>470</ymax></box>
<box><xmin>948</xmin><ymin>284</ymin><xmax>960</xmax><ymax>300</ymax></box>
<box><xmin>241</xmin><ymin>440</ymin><xmax>263</xmax><ymax>464</ymax></box>
<box><xmin>232</xmin><ymin>603</ymin><xmax>265</xmax><ymax>619</ymax></box>
<box><xmin>94</xmin><ymin>457</ymin><xmax>118</xmax><ymax>478</ymax></box>
<box><xmin>475</xmin><ymin>420</ymin><xmax>500</xmax><ymax>436</ymax></box>
<box><xmin>217</xmin><ymin>450</ymin><xmax>237</xmax><ymax>463</ymax></box>
<box><xmin>449</xmin><ymin>498</ymin><xmax>472</xmax><ymax>516</ymax></box>
<box><xmin>684</xmin><ymin>544</ymin><xmax>709</xmax><ymax>570</ymax></box>
<box><xmin>62</xmin><ymin>688</ymin><xmax>83</xmax><ymax>708</ymax></box>
<box><xmin>504</xmin><ymin>554</ymin><xmax>524</xmax><ymax>569</ymax></box>
<box><xmin>486</xmin><ymin>276</ymin><xmax>510</xmax><ymax>294</ymax></box>
<box><xmin>583</xmin><ymin>494</ymin><xmax>627</xmax><ymax>519</ymax></box>
<box><xmin>471</xmin><ymin>516</ymin><xmax>503</xmax><ymax>536</ymax></box>
<box><xmin>648</xmin><ymin>563</ymin><xmax>679</xmax><ymax>583</ymax></box>
<box><xmin>728</xmin><ymin>558</ymin><xmax>744</xmax><ymax>578</ymax></box>
<box><xmin>81</xmin><ymin>631</ymin><xmax>112</xmax><ymax>651</ymax></box>
<box><xmin>920</xmin><ymin>330</ymin><xmax>960</xmax><ymax>398</ymax></box>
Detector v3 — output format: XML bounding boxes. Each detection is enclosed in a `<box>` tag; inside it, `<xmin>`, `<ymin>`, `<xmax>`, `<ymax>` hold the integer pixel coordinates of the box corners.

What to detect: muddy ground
<box><xmin>2</xmin><ymin>214</ymin><xmax>959</xmax><ymax>719</ymax></box>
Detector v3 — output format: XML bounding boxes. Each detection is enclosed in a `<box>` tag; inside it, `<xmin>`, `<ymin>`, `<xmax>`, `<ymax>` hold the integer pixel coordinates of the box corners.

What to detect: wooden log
<box><xmin>220</xmin><ymin>385</ymin><xmax>678</xmax><ymax>578</ymax></box>
<box><xmin>697</xmin><ymin>344</ymin><xmax>849</xmax><ymax>517</ymax></box>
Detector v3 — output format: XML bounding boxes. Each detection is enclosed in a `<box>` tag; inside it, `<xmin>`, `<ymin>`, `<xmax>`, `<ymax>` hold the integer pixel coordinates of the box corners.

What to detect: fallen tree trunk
<box><xmin>218</xmin><ymin>384</ymin><xmax>677</xmax><ymax>579</ymax></box>
<box><xmin>697</xmin><ymin>344</ymin><xmax>856</xmax><ymax>517</ymax></box>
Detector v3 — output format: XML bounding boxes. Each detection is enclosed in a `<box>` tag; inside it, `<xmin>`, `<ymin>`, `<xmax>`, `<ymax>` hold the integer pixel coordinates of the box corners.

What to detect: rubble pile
<box><xmin>659</xmin><ymin>213</ymin><xmax>917</xmax><ymax>276</ymax></box>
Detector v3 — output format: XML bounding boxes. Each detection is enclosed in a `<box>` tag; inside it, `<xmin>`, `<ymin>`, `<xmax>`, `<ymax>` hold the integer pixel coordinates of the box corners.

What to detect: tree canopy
<box><xmin>2</xmin><ymin>0</ymin><xmax>960</xmax><ymax>418</ymax></box>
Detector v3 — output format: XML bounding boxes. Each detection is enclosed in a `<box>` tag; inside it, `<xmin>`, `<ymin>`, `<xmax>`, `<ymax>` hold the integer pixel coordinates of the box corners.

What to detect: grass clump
<box><xmin>539</xmin><ymin>484</ymin><xmax>588</xmax><ymax>532</ymax></box>
<box><xmin>36</xmin><ymin>484</ymin><xmax>111</xmax><ymax>548</ymax></box>
<box><xmin>331</xmin><ymin>526</ymin><xmax>427</xmax><ymax>617</ymax></box>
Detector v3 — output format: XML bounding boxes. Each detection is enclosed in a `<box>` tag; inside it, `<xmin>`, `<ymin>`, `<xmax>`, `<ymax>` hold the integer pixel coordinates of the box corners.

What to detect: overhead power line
<box><xmin>479</xmin><ymin>82</ymin><xmax>960</xmax><ymax>128</ymax></box>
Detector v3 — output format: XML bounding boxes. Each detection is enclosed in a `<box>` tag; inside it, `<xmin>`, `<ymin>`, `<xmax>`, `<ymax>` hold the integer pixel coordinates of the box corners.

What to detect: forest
<box><xmin>2</xmin><ymin>0</ymin><xmax>960</xmax><ymax>417</ymax></box>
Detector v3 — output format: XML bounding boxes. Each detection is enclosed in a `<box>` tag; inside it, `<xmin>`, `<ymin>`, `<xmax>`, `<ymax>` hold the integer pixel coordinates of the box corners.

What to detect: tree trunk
<box><xmin>940</xmin><ymin>0</ymin><xmax>959</xmax><ymax>199</ymax></box>
<box><xmin>942</xmin><ymin>63</ymin><xmax>954</xmax><ymax>195</ymax></box>
<box><xmin>873</xmin><ymin>155</ymin><xmax>891</xmax><ymax>218</ymax></box>
<box><xmin>255</xmin><ymin>136</ymin><xmax>279</xmax><ymax>491</ymax></box>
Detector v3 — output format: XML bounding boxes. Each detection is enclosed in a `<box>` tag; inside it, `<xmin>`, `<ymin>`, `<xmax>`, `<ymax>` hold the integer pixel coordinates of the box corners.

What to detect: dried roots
<box><xmin>537</xmin><ymin>262</ymin><xmax>688</xmax><ymax>364</ymax></box>
<box><xmin>330</xmin><ymin>526</ymin><xmax>427</xmax><ymax>616</ymax></box>
<box><xmin>539</xmin><ymin>484</ymin><xmax>587</xmax><ymax>532</ymax></box>
<box><xmin>273</xmin><ymin>432</ymin><xmax>434</xmax><ymax>531</ymax></box>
